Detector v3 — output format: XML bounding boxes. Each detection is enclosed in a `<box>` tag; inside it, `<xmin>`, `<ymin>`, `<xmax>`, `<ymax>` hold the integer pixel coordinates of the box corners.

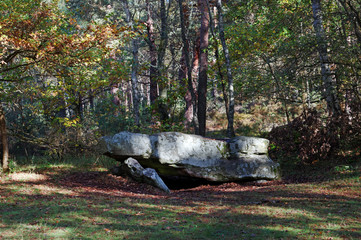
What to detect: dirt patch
<box><xmin>49</xmin><ymin>170</ymin><xmax>286</xmax><ymax>203</ymax></box>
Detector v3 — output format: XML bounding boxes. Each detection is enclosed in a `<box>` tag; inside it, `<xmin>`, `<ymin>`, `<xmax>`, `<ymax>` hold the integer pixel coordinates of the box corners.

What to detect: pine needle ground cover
<box><xmin>0</xmin><ymin>163</ymin><xmax>360</xmax><ymax>240</ymax></box>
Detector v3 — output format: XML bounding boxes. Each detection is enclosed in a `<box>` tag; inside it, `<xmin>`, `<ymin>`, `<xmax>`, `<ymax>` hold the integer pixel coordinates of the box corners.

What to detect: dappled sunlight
<box><xmin>1</xmin><ymin>177</ymin><xmax>78</xmax><ymax>196</ymax></box>
<box><xmin>8</xmin><ymin>173</ymin><xmax>48</xmax><ymax>182</ymax></box>
<box><xmin>254</xmin><ymin>206</ymin><xmax>323</xmax><ymax>221</ymax></box>
<box><xmin>32</xmin><ymin>184</ymin><xmax>77</xmax><ymax>196</ymax></box>
<box><xmin>1</xmin><ymin>0</ymin><xmax>360</xmax><ymax>238</ymax></box>
<box><xmin>8</xmin><ymin>224</ymin><xmax>74</xmax><ymax>239</ymax></box>
<box><xmin>1</xmin><ymin>167</ymin><xmax>360</xmax><ymax>239</ymax></box>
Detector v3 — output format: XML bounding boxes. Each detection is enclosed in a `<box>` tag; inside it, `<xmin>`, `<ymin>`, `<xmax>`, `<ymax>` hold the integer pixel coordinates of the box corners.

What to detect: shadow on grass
<box><xmin>1</xmin><ymin>168</ymin><xmax>360</xmax><ymax>239</ymax></box>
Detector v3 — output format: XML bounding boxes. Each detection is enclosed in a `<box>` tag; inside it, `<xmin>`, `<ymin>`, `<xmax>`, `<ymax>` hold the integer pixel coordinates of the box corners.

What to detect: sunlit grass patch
<box><xmin>8</xmin><ymin>172</ymin><xmax>48</xmax><ymax>182</ymax></box>
<box><xmin>1</xmin><ymin>156</ymin><xmax>360</xmax><ymax>240</ymax></box>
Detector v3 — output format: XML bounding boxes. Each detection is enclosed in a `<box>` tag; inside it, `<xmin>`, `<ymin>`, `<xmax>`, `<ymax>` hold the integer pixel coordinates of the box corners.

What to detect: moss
<box><xmin>216</xmin><ymin>143</ymin><xmax>230</xmax><ymax>159</ymax></box>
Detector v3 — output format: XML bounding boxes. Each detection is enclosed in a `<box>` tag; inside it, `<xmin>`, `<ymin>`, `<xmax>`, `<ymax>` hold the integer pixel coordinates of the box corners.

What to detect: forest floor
<box><xmin>0</xmin><ymin>158</ymin><xmax>360</xmax><ymax>240</ymax></box>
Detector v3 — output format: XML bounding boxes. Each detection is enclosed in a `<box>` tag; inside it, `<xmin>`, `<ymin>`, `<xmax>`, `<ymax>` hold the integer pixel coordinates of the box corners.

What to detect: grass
<box><xmin>0</xmin><ymin>155</ymin><xmax>360</xmax><ymax>240</ymax></box>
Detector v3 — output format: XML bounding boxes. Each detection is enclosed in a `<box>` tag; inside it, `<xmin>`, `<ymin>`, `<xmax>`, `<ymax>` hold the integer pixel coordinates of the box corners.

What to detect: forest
<box><xmin>1</xmin><ymin>0</ymin><xmax>361</xmax><ymax>239</ymax></box>
<box><xmin>0</xmin><ymin>0</ymin><xmax>360</xmax><ymax>170</ymax></box>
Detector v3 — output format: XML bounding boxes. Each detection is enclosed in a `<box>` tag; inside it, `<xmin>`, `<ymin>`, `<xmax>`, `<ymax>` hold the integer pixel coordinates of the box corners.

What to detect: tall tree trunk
<box><xmin>206</xmin><ymin>0</ymin><xmax>228</xmax><ymax>126</ymax></box>
<box><xmin>311</xmin><ymin>0</ymin><xmax>341</xmax><ymax>117</ymax></box>
<box><xmin>0</xmin><ymin>103</ymin><xmax>9</xmax><ymax>173</ymax></box>
<box><xmin>191</xmin><ymin>38</ymin><xmax>201</xmax><ymax>129</ymax></box>
<box><xmin>123</xmin><ymin>0</ymin><xmax>140</xmax><ymax>127</ymax></box>
<box><xmin>146</xmin><ymin>0</ymin><xmax>159</xmax><ymax>104</ymax></box>
<box><xmin>77</xmin><ymin>92</ymin><xmax>83</xmax><ymax>121</ymax></box>
<box><xmin>158</xmin><ymin>0</ymin><xmax>169</xmax><ymax>72</ymax></box>
<box><xmin>263</xmin><ymin>56</ymin><xmax>291</xmax><ymax>124</ymax></box>
<box><xmin>306</xmin><ymin>80</ymin><xmax>311</xmax><ymax>109</ymax></box>
<box><xmin>178</xmin><ymin>47</ymin><xmax>193</xmax><ymax>125</ymax></box>
<box><xmin>131</xmin><ymin>38</ymin><xmax>140</xmax><ymax>127</ymax></box>
<box><xmin>178</xmin><ymin>0</ymin><xmax>199</xmax><ymax>132</ymax></box>
<box><xmin>216</xmin><ymin>0</ymin><xmax>235</xmax><ymax>137</ymax></box>
<box><xmin>157</xmin><ymin>0</ymin><xmax>170</xmax><ymax>121</ymax></box>
<box><xmin>197</xmin><ymin>0</ymin><xmax>210</xmax><ymax>136</ymax></box>
<box><xmin>89</xmin><ymin>89</ymin><xmax>95</xmax><ymax>111</ymax></box>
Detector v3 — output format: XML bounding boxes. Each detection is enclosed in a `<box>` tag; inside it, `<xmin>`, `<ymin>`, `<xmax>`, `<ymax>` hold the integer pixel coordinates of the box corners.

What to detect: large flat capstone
<box><xmin>100</xmin><ymin>131</ymin><xmax>279</xmax><ymax>182</ymax></box>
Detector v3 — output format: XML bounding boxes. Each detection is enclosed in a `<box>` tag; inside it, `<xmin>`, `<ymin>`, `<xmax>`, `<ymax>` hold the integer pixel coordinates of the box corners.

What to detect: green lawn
<box><xmin>0</xmin><ymin>159</ymin><xmax>360</xmax><ymax>240</ymax></box>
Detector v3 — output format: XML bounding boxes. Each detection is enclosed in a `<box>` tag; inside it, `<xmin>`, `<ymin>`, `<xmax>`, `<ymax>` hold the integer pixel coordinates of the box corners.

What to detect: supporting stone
<box><xmin>112</xmin><ymin>157</ymin><xmax>171</xmax><ymax>193</ymax></box>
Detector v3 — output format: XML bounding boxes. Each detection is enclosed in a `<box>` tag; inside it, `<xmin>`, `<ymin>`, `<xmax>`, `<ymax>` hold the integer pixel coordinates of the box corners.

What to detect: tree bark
<box><xmin>157</xmin><ymin>0</ymin><xmax>170</xmax><ymax>121</ymax></box>
<box><xmin>146</xmin><ymin>0</ymin><xmax>159</xmax><ymax>104</ymax></box>
<box><xmin>158</xmin><ymin>0</ymin><xmax>169</xmax><ymax>72</ymax></box>
<box><xmin>77</xmin><ymin>92</ymin><xmax>83</xmax><ymax>121</ymax></box>
<box><xmin>206</xmin><ymin>0</ymin><xmax>228</xmax><ymax>124</ymax></box>
<box><xmin>131</xmin><ymin>38</ymin><xmax>140</xmax><ymax>127</ymax></box>
<box><xmin>178</xmin><ymin>48</ymin><xmax>193</xmax><ymax>125</ymax></box>
<box><xmin>263</xmin><ymin>56</ymin><xmax>291</xmax><ymax>124</ymax></box>
<box><xmin>311</xmin><ymin>0</ymin><xmax>341</xmax><ymax>117</ymax></box>
<box><xmin>0</xmin><ymin>103</ymin><xmax>9</xmax><ymax>173</ymax></box>
<box><xmin>178</xmin><ymin>0</ymin><xmax>199</xmax><ymax>132</ymax></box>
<box><xmin>197</xmin><ymin>0</ymin><xmax>210</xmax><ymax>136</ymax></box>
<box><xmin>216</xmin><ymin>0</ymin><xmax>235</xmax><ymax>137</ymax></box>
<box><xmin>191</xmin><ymin>37</ymin><xmax>201</xmax><ymax>128</ymax></box>
<box><xmin>123</xmin><ymin>0</ymin><xmax>140</xmax><ymax>127</ymax></box>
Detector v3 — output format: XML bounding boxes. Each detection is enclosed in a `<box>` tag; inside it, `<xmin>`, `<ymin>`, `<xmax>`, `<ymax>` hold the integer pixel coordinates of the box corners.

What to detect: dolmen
<box><xmin>99</xmin><ymin>132</ymin><xmax>279</xmax><ymax>192</ymax></box>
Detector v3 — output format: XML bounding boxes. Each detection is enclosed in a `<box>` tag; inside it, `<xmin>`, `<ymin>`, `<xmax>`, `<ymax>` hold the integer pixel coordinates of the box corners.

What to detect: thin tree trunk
<box><xmin>77</xmin><ymin>93</ymin><xmax>83</xmax><ymax>121</ymax></box>
<box><xmin>0</xmin><ymin>103</ymin><xmax>9</xmax><ymax>173</ymax></box>
<box><xmin>178</xmin><ymin>48</ymin><xmax>193</xmax><ymax>125</ymax></box>
<box><xmin>216</xmin><ymin>0</ymin><xmax>235</xmax><ymax>137</ymax></box>
<box><xmin>157</xmin><ymin>0</ymin><xmax>170</xmax><ymax>121</ymax></box>
<box><xmin>191</xmin><ymin>38</ymin><xmax>201</xmax><ymax>129</ymax></box>
<box><xmin>131</xmin><ymin>38</ymin><xmax>140</xmax><ymax>127</ymax></box>
<box><xmin>123</xmin><ymin>0</ymin><xmax>140</xmax><ymax>127</ymax></box>
<box><xmin>178</xmin><ymin>0</ymin><xmax>199</xmax><ymax>132</ymax></box>
<box><xmin>89</xmin><ymin>89</ymin><xmax>95</xmax><ymax>111</ymax></box>
<box><xmin>197</xmin><ymin>0</ymin><xmax>210</xmax><ymax>136</ymax></box>
<box><xmin>146</xmin><ymin>0</ymin><xmax>158</xmax><ymax>104</ymax></box>
<box><xmin>306</xmin><ymin>80</ymin><xmax>311</xmax><ymax>109</ymax></box>
<box><xmin>158</xmin><ymin>0</ymin><xmax>169</xmax><ymax>72</ymax></box>
<box><xmin>263</xmin><ymin>56</ymin><xmax>291</xmax><ymax>124</ymax></box>
<box><xmin>312</xmin><ymin>0</ymin><xmax>341</xmax><ymax>117</ymax></box>
<box><xmin>206</xmin><ymin>0</ymin><xmax>228</xmax><ymax>125</ymax></box>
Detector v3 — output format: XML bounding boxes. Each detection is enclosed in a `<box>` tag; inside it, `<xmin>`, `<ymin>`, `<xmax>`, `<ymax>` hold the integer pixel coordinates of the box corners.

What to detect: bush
<box><xmin>269</xmin><ymin>109</ymin><xmax>339</xmax><ymax>164</ymax></box>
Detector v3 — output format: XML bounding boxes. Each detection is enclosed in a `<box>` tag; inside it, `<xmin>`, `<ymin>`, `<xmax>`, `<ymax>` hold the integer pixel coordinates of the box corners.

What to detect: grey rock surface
<box><xmin>112</xmin><ymin>157</ymin><xmax>171</xmax><ymax>193</ymax></box>
<box><xmin>101</xmin><ymin>131</ymin><xmax>279</xmax><ymax>182</ymax></box>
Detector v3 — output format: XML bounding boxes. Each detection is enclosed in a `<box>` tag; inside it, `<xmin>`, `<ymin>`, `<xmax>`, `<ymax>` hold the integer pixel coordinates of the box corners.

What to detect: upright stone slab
<box><xmin>112</xmin><ymin>157</ymin><xmax>171</xmax><ymax>193</ymax></box>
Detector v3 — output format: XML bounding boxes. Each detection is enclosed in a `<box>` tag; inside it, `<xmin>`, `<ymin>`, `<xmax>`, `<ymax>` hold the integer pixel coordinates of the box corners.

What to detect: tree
<box><xmin>197</xmin><ymin>0</ymin><xmax>210</xmax><ymax>136</ymax></box>
<box><xmin>0</xmin><ymin>0</ymin><xmax>123</xmax><ymax>165</ymax></box>
<box><xmin>146</xmin><ymin>0</ymin><xmax>159</xmax><ymax>104</ymax></box>
<box><xmin>216</xmin><ymin>0</ymin><xmax>235</xmax><ymax>137</ymax></box>
<box><xmin>178</xmin><ymin>0</ymin><xmax>199</xmax><ymax>131</ymax></box>
<box><xmin>157</xmin><ymin>0</ymin><xmax>171</xmax><ymax>122</ymax></box>
<box><xmin>122</xmin><ymin>0</ymin><xmax>141</xmax><ymax>127</ymax></box>
<box><xmin>312</xmin><ymin>0</ymin><xmax>342</xmax><ymax>117</ymax></box>
<box><xmin>0</xmin><ymin>103</ymin><xmax>9</xmax><ymax>173</ymax></box>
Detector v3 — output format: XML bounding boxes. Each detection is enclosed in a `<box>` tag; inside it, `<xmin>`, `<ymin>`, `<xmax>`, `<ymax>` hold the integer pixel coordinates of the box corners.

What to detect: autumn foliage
<box><xmin>0</xmin><ymin>0</ymin><xmax>128</xmax><ymax>159</ymax></box>
<box><xmin>0</xmin><ymin>0</ymin><xmax>121</xmax><ymax>79</ymax></box>
<box><xmin>269</xmin><ymin>106</ymin><xmax>361</xmax><ymax>164</ymax></box>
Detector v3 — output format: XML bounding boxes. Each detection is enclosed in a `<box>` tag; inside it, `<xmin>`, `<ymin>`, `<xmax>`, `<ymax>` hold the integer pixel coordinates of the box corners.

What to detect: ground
<box><xmin>1</xmin><ymin>164</ymin><xmax>360</xmax><ymax>239</ymax></box>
